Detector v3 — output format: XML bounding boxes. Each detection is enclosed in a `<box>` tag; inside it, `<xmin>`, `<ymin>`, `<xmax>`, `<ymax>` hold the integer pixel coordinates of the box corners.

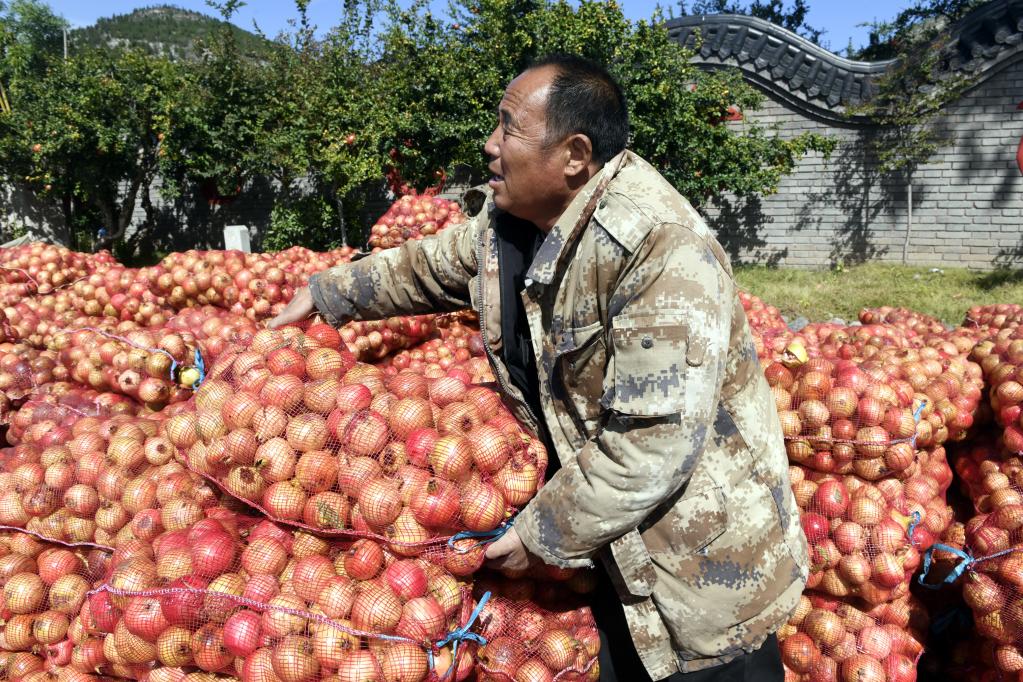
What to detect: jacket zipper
<box><xmin>475</xmin><ymin>224</ymin><xmax>541</xmax><ymax>430</ymax></box>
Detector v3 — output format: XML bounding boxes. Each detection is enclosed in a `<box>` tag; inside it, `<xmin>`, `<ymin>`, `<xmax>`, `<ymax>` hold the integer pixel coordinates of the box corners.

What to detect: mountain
<box><xmin>68</xmin><ymin>5</ymin><xmax>274</xmax><ymax>61</ymax></box>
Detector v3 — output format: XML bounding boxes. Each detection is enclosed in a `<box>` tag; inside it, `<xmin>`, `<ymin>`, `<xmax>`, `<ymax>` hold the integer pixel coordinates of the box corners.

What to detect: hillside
<box><xmin>68</xmin><ymin>5</ymin><xmax>273</xmax><ymax>61</ymax></box>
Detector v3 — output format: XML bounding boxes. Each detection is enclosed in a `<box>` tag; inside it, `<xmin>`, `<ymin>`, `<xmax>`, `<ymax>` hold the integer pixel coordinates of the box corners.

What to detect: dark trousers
<box><xmin>589</xmin><ymin>568</ymin><xmax>784</xmax><ymax>682</ymax></box>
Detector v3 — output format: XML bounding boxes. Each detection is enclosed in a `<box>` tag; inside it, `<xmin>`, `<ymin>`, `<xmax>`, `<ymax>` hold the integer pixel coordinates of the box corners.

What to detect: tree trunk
<box><xmin>902</xmin><ymin>177</ymin><xmax>913</xmax><ymax>265</ymax></box>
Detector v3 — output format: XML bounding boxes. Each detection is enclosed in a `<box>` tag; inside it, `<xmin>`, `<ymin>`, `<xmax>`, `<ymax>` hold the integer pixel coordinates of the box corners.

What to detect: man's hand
<box><xmin>484</xmin><ymin>526</ymin><xmax>532</xmax><ymax>572</ymax></box>
<box><xmin>268</xmin><ymin>286</ymin><xmax>315</xmax><ymax>329</ymax></box>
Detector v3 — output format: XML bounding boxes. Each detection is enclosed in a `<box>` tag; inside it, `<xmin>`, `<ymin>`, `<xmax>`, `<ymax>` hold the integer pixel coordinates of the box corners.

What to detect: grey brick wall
<box><xmin>703</xmin><ymin>54</ymin><xmax>1023</xmax><ymax>269</ymax></box>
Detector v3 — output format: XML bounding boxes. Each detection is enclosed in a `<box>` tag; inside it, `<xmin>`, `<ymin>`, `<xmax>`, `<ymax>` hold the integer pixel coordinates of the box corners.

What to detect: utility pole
<box><xmin>63</xmin><ymin>28</ymin><xmax>67</xmax><ymax>60</ymax></box>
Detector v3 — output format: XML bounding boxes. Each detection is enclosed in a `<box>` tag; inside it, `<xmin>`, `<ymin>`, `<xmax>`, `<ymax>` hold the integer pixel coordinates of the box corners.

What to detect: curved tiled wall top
<box><xmin>666</xmin><ymin>0</ymin><xmax>1023</xmax><ymax>123</ymax></box>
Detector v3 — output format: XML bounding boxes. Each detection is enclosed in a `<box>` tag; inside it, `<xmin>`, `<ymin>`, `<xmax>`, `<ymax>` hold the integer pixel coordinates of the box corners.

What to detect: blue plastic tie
<box><xmin>430</xmin><ymin>591</ymin><xmax>491</xmax><ymax>679</ymax></box>
<box><xmin>917</xmin><ymin>543</ymin><xmax>973</xmax><ymax>590</ymax></box>
<box><xmin>909</xmin><ymin>400</ymin><xmax>927</xmax><ymax>446</ymax></box>
<box><xmin>447</xmin><ymin>519</ymin><xmax>514</xmax><ymax>553</ymax></box>
<box><xmin>906</xmin><ymin>510</ymin><xmax>922</xmax><ymax>547</ymax></box>
<box><xmin>191</xmin><ymin>348</ymin><xmax>206</xmax><ymax>389</ymax></box>
<box><xmin>918</xmin><ymin>544</ymin><xmax>1023</xmax><ymax>590</ymax></box>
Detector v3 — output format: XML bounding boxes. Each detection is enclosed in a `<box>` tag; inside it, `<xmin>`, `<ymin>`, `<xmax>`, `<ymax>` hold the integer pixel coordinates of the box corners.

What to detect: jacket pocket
<box><xmin>607</xmin><ymin>312</ymin><xmax>703</xmax><ymax>417</ymax></box>
<box><xmin>657</xmin><ymin>481</ymin><xmax>728</xmax><ymax>556</ymax></box>
<box><xmin>554</xmin><ymin>321</ymin><xmax>606</xmax><ymax>421</ymax></box>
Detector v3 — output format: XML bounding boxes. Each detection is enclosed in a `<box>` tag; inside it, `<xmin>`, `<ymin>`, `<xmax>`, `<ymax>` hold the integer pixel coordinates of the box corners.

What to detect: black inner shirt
<box><xmin>494</xmin><ymin>214</ymin><xmax>560</xmax><ymax>475</ymax></box>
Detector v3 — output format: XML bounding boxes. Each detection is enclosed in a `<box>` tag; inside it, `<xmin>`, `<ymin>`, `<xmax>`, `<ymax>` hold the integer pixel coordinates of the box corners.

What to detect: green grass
<box><xmin>734</xmin><ymin>264</ymin><xmax>1023</xmax><ymax>326</ymax></box>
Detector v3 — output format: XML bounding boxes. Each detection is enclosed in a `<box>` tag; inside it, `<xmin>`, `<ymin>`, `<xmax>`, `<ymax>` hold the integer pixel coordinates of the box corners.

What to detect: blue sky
<box><xmin>48</xmin><ymin>0</ymin><xmax>912</xmax><ymax>55</ymax></box>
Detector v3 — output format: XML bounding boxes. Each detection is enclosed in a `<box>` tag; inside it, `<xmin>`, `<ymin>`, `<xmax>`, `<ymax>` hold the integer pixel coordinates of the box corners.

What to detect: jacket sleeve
<box><xmin>308</xmin><ymin>211</ymin><xmax>482</xmax><ymax>325</ymax></box>
<box><xmin>513</xmin><ymin>222</ymin><xmax>734</xmax><ymax>568</ymax></box>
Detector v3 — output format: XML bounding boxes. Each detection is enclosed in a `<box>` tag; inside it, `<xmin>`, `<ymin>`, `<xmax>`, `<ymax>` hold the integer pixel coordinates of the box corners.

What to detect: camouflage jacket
<box><xmin>309</xmin><ymin>151</ymin><xmax>808</xmax><ymax>679</ymax></box>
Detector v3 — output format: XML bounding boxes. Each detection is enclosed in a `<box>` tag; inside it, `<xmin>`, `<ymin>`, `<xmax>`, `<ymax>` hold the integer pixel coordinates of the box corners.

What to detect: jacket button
<box><xmin>641</xmin><ymin>336</ymin><xmax>654</xmax><ymax>349</ymax></box>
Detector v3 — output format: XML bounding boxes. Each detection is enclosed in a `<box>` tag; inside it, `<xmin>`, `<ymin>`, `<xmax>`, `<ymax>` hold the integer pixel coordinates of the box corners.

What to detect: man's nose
<box><xmin>484</xmin><ymin>127</ymin><xmax>500</xmax><ymax>159</ymax></box>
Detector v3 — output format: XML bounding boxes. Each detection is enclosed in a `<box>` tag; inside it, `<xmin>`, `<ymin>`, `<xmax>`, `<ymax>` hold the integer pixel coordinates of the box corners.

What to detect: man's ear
<box><xmin>564</xmin><ymin>133</ymin><xmax>593</xmax><ymax>178</ymax></box>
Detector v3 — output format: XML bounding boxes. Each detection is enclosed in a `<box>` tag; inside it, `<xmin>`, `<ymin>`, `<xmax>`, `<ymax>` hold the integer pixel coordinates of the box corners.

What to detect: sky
<box><xmin>47</xmin><ymin>0</ymin><xmax>913</xmax><ymax>56</ymax></box>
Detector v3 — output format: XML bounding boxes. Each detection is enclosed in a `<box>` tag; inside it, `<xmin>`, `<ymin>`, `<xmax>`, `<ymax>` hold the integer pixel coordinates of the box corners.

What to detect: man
<box><xmin>270</xmin><ymin>54</ymin><xmax>807</xmax><ymax>681</ymax></box>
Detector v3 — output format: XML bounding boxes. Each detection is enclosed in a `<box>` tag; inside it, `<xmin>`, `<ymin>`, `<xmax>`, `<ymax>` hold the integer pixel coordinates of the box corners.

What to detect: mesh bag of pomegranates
<box><xmin>337</xmin><ymin>315</ymin><xmax>438</xmax><ymax>364</ymax></box>
<box><xmin>791</xmin><ymin>446</ymin><xmax>954</xmax><ymax>604</ymax></box>
<box><xmin>0</xmin><ymin>529</ymin><xmax>116</xmax><ymax>674</ymax></box>
<box><xmin>379</xmin><ymin>311</ymin><xmax>495</xmax><ymax>385</ymax></box>
<box><xmin>974</xmin><ymin>326</ymin><xmax>1023</xmax><ymax>456</ymax></box>
<box><xmin>179</xmin><ymin>325</ymin><xmax>547</xmax><ymax>565</ymax></box>
<box><xmin>0</xmin><ymin>407</ymin><xmax>223</xmax><ymax>550</ymax></box>
<box><xmin>928</xmin><ymin>454</ymin><xmax>1023</xmax><ymax>678</ymax></box>
<box><xmin>67</xmin><ymin>514</ymin><xmax>519</xmax><ymax>682</ymax></box>
<box><xmin>776</xmin><ymin>592</ymin><xmax>927</xmax><ymax>682</ymax></box>
<box><xmin>367</xmin><ymin>194</ymin><xmax>465</xmax><ymax>252</ymax></box>
<box><xmin>52</xmin><ymin>308</ymin><xmax>258</xmax><ymax>411</ymax></box>
<box><xmin>768</xmin><ymin>348</ymin><xmax>981</xmax><ymax>479</ymax></box>
<box><xmin>468</xmin><ymin>570</ymin><xmax>600</xmax><ymax>682</ymax></box>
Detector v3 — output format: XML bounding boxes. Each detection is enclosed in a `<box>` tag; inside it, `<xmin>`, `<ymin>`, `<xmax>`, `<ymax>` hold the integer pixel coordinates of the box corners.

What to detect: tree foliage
<box><xmin>853</xmin><ymin>0</ymin><xmax>985</xmax><ymax>62</ymax></box>
<box><xmin>0</xmin><ymin>0</ymin><xmax>835</xmax><ymax>254</ymax></box>
<box><xmin>377</xmin><ymin>0</ymin><xmax>834</xmax><ymax>209</ymax></box>
<box><xmin>849</xmin><ymin>0</ymin><xmax>979</xmax><ymax>175</ymax></box>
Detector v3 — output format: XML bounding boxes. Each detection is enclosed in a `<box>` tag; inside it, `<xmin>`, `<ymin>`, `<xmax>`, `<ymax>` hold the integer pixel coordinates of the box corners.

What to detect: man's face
<box><xmin>484</xmin><ymin>67</ymin><xmax>567</xmax><ymax>228</ymax></box>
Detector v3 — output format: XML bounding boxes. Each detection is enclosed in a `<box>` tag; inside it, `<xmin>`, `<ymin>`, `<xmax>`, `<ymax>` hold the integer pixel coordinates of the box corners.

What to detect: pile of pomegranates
<box><xmin>367</xmin><ymin>194</ymin><xmax>465</xmax><ymax>252</ymax></box>
<box><xmin>183</xmin><ymin>326</ymin><xmax>546</xmax><ymax>556</ymax></box>
<box><xmin>471</xmin><ymin>574</ymin><xmax>601</xmax><ymax>682</ymax></box>
<box><xmin>972</xmin><ymin>327</ymin><xmax>1023</xmax><ymax>455</ymax></box>
<box><xmin>80</xmin><ymin>514</ymin><xmax>477</xmax><ymax>682</ymax></box>
<box><xmin>791</xmin><ymin>446</ymin><xmax>954</xmax><ymax>604</ymax></box>
<box><xmin>964</xmin><ymin>304</ymin><xmax>1023</xmax><ymax>334</ymax></box>
<box><xmin>739</xmin><ymin>290</ymin><xmax>788</xmax><ymax>336</ymax></box>
<box><xmin>778</xmin><ymin>592</ymin><xmax>927</xmax><ymax>682</ymax></box>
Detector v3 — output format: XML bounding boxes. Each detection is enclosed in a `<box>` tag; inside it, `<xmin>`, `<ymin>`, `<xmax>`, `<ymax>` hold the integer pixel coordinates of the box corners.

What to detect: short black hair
<box><xmin>528</xmin><ymin>54</ymin><xmax>629</xmax><ymax>164</ymax></box>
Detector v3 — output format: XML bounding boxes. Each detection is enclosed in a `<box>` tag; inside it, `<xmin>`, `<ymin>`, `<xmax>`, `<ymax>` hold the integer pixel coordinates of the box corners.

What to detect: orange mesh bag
<box><xmin>859</xmin><ymin>307</ymin><xmax>947</xmax><ymax>336</ymax></box>
<box><xmin>337</xmin><ymin>316</ymin><xmax>437</xmax><ymax>364</ymax></box>
<box><xmin>80</xmin><ymin>515</ymin><xmax>484</xmax><ymax>682</ymax></box>
<box><xmin>0</xmin><ymin>529</ymin><xmax>115</xmax><ymax>677</ymax></box>
<box><xmin>60</xmin><ymin>265</ymin><xmax>172</xmax><ymax>325</ymax></box>
<box><xmin>150</xmin><ymin>249</ymin><xmax>356</xmax><ymax>321</ymax></box>
<box><xmin>0</xmin><ymin>405</ymin><xmax>223</xmax><ymax>550</ymax></box>
<box><xmin>769</xmin><ymin>337</ymin><xmax>983</xmax><ymax>479</ymax></box>
<box><xmin>0</xmin><ymin>244</ymin><xmax>99</xmax><ymax>300</ymax></box>
<box><xmin>381</xmin><ymin>312</ymin><xmax>494</xmax><ymax>384</ymax></box>
<box><xmin>5</xmin><ymin>386</ymin><xmax>139</xmax><ymax>447</ymax></box>
<box><xmin>470</xmin><ymin>573</ymin><xmax>600</xmax><ymax>682</ymax></box>
<box><xmin>183</xmin><ymin>326</ymin><xmax>546</xmax><ymax>567</ymax></box>
<box><xmin>768</xmin><ymin>355</ymin><xmax>927</xmax><ymax>479</ymax></box>
<box><xmin>914</xmin><ymin>454</ymin><xmax>1023</xmax><ymax>679</ymax></box>
<box><xmin>973</xmin><ymin>328</ymin><xmax>1023</xmax><ymax>455</ymax></box>
<box><xmin>791</xmin><ymin>446</ymin><xmax>954</xmax><ymax>605</ymax></box>
<box><xmin>761</xmin><ymin>324</ymin><xmax>917</xmax><ymax>367</ymax></box>
<box><xmin>51</xmin><ymin>329</ymin><xmax>202</xmax><ymax>409</ymax></box>
<box><xmin>777</xmin><ymin>592</ymin><xmax>927</xmax><ymax>682</ymax></box>
<box><xmin>0</xmin><ymin>344</ymin><xmax>69</xmax><ymax>424</ymax></box>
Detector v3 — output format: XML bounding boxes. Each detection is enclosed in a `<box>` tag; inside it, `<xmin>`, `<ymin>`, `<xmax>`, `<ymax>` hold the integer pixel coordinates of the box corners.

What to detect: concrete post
<box><xmin>224</xmin><ymin>225</ymin><xmax>251</xmax><ymax>253</ymax></box>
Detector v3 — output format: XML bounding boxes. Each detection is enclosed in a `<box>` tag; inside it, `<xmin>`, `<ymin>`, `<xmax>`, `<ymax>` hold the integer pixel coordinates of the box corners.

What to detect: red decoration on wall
<box><xmin>1017</xmin><ymin>102</ymin><xmax>1023</xmax><ymax>175</ymax></box>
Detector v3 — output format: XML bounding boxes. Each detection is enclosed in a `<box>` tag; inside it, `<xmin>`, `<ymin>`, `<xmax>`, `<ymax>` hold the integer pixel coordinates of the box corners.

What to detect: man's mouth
<box><xmin>488</xmin><ymin>174</ymin><xmax>504</xmax><ymax>187</ymax></box>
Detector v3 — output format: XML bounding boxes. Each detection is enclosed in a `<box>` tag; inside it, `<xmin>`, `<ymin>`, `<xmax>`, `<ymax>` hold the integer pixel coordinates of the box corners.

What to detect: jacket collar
<box><xmin>525</xmin><ymin>150</ymin><xmax>630</xmax><ymax>286</ymax></box>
